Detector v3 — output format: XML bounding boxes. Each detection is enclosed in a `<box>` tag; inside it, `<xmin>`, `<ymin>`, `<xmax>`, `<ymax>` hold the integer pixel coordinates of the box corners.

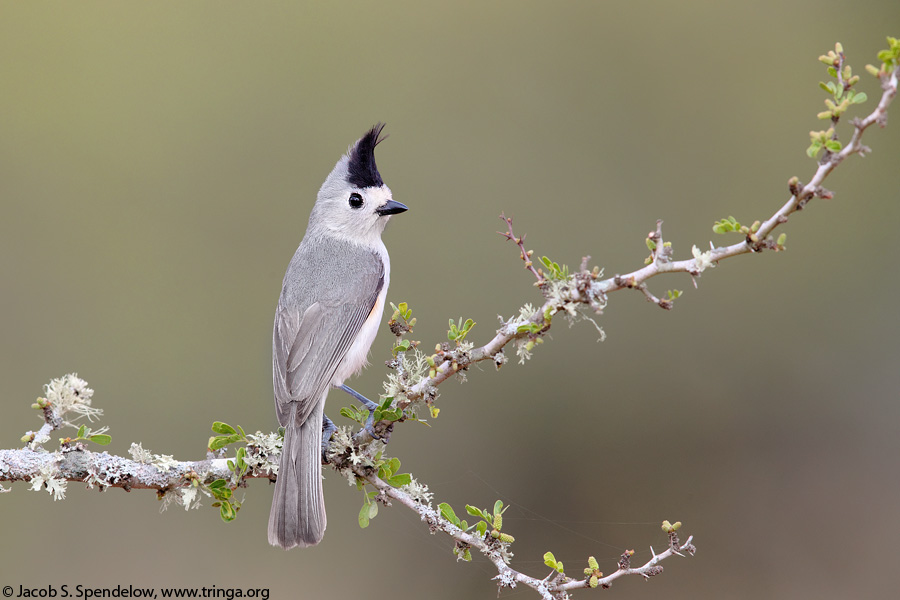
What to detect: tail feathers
<box><xmin>268</xmin><ymin>403</ymin><xmax>326</xmax><ymax>549</ymax></box>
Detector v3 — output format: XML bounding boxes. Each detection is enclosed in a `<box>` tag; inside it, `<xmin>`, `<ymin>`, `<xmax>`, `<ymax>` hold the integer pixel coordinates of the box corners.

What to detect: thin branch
<box><xmin>392</xmin><ymin>64</ymin><xmax>899</xmax><ymax>408</ymax></box>
<box><xmin>498</xmin><ymin>212</ymin><xmax>544</xmax><ymax>282</ymax></box>
<box><xmin>555</xmin><ymin>534</ymin><xmax>697</xmax><ymax>593</ymax></box>
<box><xmin>348</xmin><ymin>464</ymin><xmax>695</xmax><ymax>598</ymax></box>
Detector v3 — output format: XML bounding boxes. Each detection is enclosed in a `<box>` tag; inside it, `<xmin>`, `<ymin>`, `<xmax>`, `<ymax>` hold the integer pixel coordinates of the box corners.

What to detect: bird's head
<box><xmin>311</xmin><ymin>124</ymin><xmax>408</xmax><ymax>245</ymax></box>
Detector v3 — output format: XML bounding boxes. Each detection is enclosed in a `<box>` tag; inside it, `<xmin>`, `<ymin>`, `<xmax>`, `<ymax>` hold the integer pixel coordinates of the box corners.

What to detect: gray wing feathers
<box><xmin>272</xmin><ymin>302</ymin><xmax>325</xmax><ymax>425</ymax></box>
<box><xmin>272</xmin><ymin>238</ymin><xmax>384</xmax><ymax>428</ymax></box>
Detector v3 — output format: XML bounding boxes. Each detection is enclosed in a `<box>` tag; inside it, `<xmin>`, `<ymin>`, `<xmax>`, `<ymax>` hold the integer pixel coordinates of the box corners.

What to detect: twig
<box><xmin>404</xmin><ymin>64</ymin><xmax>899</xmax><ymax>406</ymax></box>
<box><xmin>498</xmin><ymin>212</ymin><xmax>544</xmax><ymax>282</ymax></box>
<box><xmin>351</xmin><ymin>465</ymin><xmax>694</xmax><ymax>598</ymax></box>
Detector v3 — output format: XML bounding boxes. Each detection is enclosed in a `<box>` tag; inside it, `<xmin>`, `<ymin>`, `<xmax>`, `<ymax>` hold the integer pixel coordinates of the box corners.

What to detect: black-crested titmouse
<box><xmin>268</xmin><ymin>124</ymin><xmax>407</xmax><ymax>549</ymax></box>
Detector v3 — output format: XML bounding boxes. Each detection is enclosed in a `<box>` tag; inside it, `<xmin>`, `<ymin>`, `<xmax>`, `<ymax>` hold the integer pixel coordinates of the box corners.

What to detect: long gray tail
<box><xmin>268</xmin><ymin>401</ymin><xmax>326</xmax><ymax>549</ymax></box>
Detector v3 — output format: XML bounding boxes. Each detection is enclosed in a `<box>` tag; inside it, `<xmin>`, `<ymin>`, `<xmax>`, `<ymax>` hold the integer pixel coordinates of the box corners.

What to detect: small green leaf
<box><xmin>493</xmin><ymin>500</ymin><xmax>504</xmax><ymax>517</ymax></box>
<box><xmin>825</xmin><ymin>140</ymin><xmax>842</xmax><ymax>152</ymax></box>
<box><xmin>209</xmin><ymin>434</ymin><xmax>241</xmax><ymax>451</ymax></box>
<box><xmin>89</xmin><ymin>434</ymin><xmax>112</xmax><ymax>446</ymax></box>
<box><xmin>211</xmin><ymin>422</ymin><xmax>237</xmax><ymax>435</ymax></box>
<box><xmin>220</xmin><ymin>502</ymin><xmax>236</xmax><ymax>521</ymax></box>
<box><xmin>341</xmin><ymin>406</ymin><xmax>367</xmax><ymax>424</ymax></box>
<box><xmin>77</xmin><ymin>425</ymin><xmax>87</xmax><ymax>438</ymax></box>
<box><xmin>439</xmin><ymin>502</ymin><xmax>460</xmax><ymax>526</ymax></box>
<box><xmin>359</xmin><ymin>503</ymin><xmax>371</xmax><ymax>528</ymax></box>
<box><xmin>475</xmin><ymin>521</ymin><xmax>488</xmax><ymax>536</ymax></box>
<box><xmin>852</xmin><ymin>91</ymin><xmax>867</xmax><ymax>104</ymax></box>
<box><xmin>712</xmin><ymin>216</ymin><xmax>741</xmax><ymax>234</ymax></box>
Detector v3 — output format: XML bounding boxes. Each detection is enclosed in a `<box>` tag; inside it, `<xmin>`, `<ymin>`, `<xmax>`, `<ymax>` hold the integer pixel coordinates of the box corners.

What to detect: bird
<box><xmin>268</xmin><ymin>124</ymin><xmax>408</xmax><ymax>549</ymax></box>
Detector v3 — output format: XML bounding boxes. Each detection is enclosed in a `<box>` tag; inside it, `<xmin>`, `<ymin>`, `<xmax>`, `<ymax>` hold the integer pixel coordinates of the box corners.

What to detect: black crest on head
<box><xmin>347</xmin><ymin>123</ymin><xmax>387</xmax><ymax>188</ymax></box>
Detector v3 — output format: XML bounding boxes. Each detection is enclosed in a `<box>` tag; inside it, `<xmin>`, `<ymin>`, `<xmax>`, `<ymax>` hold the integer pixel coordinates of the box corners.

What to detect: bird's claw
<box><xmin>363</xmin><ymin>410</ymin><xmax>381</xmax><ymax>440</ymax></box>
<box><xmin>339</xmin><ymin>384</ymin><xmax>392</xmax><ymax>443</ymax></box>
<box><xmin>321</xmin><ymin>414</ymin><xmax>337</xmax><ymax>462</ymax></box>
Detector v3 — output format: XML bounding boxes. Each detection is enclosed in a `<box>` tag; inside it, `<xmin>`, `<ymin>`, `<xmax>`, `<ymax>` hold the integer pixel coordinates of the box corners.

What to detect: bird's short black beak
<box><xmin>376</xmin><ymin>199</ymin><xmax>409</xmax><ymax>216</ymax></box>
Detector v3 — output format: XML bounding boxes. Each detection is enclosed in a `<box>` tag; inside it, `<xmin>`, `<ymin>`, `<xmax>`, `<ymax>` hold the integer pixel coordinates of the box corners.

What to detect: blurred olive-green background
<box><xmin>2</xmin><ymin>2</ymin><xmax>899</xmax><ymax>598</ymax></box>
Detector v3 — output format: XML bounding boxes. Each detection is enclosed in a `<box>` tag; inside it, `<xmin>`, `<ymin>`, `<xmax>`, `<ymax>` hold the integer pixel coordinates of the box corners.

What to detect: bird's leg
<box><xmin>321</xmin><ymin>414</ymin><xmax>337</xmax><ymax>461</ymax></box>
<box><xmin>338</xmin><ymin>384</ymin><xmax>390</xmax><ymax>441</ymax></box>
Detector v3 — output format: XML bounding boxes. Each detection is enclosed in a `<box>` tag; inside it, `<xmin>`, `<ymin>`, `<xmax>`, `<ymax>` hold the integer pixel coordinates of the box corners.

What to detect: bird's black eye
<box><xmin>348</xmin><ymin>192</ymin><xmax>364</xmax><ymax>209</ymax></box>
